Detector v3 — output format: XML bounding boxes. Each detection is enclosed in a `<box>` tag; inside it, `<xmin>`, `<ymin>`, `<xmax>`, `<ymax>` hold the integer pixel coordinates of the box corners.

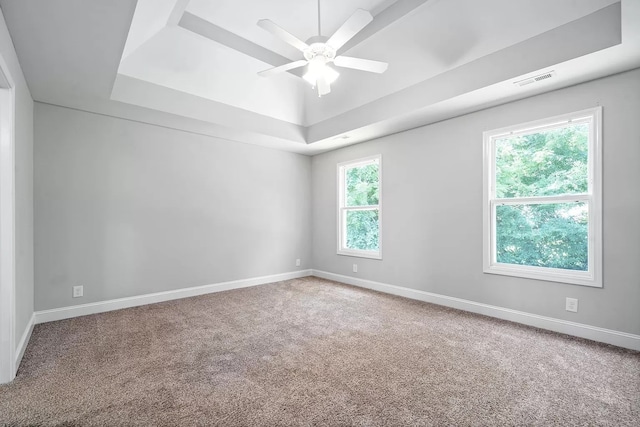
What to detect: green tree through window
<box><xmin>338</xmin><ymin>156</ymin><xmax>381</xmax><ymax>257</ymax></box>
<box><xmin>483</xmin><ymin>105</ymin><xmax>607</xmax><ymax>289</ymax></box>
<box><xmin>494</xmin><ymin>124</ymin><xmax>589</xmax><ymax>271</ymax></box>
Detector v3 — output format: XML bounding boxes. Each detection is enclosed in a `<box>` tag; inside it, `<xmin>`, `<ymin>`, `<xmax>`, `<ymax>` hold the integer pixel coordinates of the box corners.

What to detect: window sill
<box><xmin>337</xmin><ymin>249</ymin><xmax>382</xmax><ymax>260</ymax></box>
<box><xmin>484</xmin><ymin>263</ymin><xmax>601</xmax><ymax>288</ymax></box>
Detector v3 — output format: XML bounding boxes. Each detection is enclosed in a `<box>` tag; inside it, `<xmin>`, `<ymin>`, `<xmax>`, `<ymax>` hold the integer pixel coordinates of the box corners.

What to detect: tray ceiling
<box><xmin>2</xmin><ymin>0</ymin><xmax>638</xmax><ymax>154</ymax></box>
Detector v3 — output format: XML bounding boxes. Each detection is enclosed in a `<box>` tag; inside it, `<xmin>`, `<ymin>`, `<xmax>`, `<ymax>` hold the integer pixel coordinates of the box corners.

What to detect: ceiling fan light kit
<box><xmin>302</xmin><ymin>42</ymin><xmax>339</xmax><ymax>96</ymax></box>
<box><xmin>257</xmin><ymin>1</ymin><xmax>389</xmax><ymax>97</ymax></box>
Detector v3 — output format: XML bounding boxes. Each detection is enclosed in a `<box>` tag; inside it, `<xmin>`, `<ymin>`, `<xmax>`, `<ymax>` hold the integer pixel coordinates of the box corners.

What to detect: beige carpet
<box><xmin>1</xmin><ymin>277</ymin><xmax>638</xmax><ymax>426</ymax></box>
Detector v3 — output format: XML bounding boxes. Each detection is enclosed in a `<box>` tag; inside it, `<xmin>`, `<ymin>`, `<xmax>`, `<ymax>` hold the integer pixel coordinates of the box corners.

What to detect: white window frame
<box><xmin>337</xmin><ymin>154</ymin><xmax>382</xmax><ymax>260</ymax></box>
<box><xmin>482</xmin><ymin>107</ymin><xmax>602</xmax><ymax>287</ymax></box>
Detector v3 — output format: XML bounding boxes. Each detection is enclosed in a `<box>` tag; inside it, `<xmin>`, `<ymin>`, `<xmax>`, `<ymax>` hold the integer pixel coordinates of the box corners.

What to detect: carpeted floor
<box><xmin>1</xmin><ymin>277</ymin><xmax>639</xmax><ymax>426</ymax></box>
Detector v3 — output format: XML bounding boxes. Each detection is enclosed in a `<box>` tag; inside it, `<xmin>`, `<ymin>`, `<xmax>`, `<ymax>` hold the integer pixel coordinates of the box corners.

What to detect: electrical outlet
<box><xmin>296</xmin><ymin>258</ymin><xmax>301</xmax><ymax>267</ymax></box>
<box><xmin>565</xmin><ymin>297</ymin><xmax>578</xmax><ymax>313</ymax></box>
<box><xmin>353</xmin><ymin>264</ymin><xmax>358</xmax><ymax>273</ymax></box>
<box><xmin>73</xmin><ymin>286</ymin><xmax>84</xmax><ymax>298</ymax></box>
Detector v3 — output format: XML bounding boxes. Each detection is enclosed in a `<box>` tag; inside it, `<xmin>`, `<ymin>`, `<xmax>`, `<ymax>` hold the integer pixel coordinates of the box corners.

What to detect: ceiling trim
<box><xmin>112</xmin><ymin>73</ymin><xmax>307</xmax><ymax>144</ymax></box>
<box><xmin>307</xmin><ymin>2</ymin><xmax>623</xmax><ymax>143</ymax></box>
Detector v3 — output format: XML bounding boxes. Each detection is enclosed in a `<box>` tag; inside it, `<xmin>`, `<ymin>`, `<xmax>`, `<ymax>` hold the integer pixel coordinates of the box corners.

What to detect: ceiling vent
<box><xmin>515</xmin><ymin>71</ymin><xmax>556</xmax><ymax>87</ymax></box>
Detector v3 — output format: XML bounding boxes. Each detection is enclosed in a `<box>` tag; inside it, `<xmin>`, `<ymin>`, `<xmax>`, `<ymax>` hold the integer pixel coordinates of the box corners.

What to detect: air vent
<box><xmin>515</xmin><ymin>71</ymin><xmax>556</xmax><ymax>87</ymax></box>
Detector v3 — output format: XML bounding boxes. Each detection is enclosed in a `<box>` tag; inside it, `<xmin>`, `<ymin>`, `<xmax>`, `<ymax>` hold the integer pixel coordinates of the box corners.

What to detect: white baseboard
<box><xmin>312</xmin><ymin>270</ymin><xmax>640</xmax><ymax>351</ymax></box>
<box><xmin>15</xmin><ymin>313</ymin><xmax>35</xmax><ymax>373</ymax></box>
<box><xmin>31</xmin><ymin>268</ymin><xmax>639</xmax><ymax>351</ymax></box>
<box><xmin>35</xmin><ymin>270</ymin><xmax>312</xmax><ymax>324</ymax></box>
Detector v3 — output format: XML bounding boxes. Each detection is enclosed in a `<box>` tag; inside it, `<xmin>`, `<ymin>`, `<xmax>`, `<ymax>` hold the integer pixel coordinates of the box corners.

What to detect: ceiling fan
<box><xmin>257</xmin><ymin>0</ymin><xmax>389</xmax><ymax>96</ymax></box>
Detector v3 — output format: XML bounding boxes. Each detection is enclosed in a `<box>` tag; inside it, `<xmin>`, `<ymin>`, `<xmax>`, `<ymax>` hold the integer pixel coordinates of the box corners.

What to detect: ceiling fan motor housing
<box><xmin>303</xmin><ymin>41</ymin><xmax>336</xmax><ymax>62</ymax></box>
<box><xmin>255</xmin><ymin>7</ymin><xmax>386</xmax><ymax>96</ymax></box>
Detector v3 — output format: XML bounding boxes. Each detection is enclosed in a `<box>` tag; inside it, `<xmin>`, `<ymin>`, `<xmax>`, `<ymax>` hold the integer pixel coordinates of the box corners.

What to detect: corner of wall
<box><xmin>0</xmin><ymin>4</ymin><xmax>36</xmax><ymax>370</ymax></box>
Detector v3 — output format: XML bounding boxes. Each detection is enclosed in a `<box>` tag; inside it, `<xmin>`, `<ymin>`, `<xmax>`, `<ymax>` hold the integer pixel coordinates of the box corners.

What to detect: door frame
<box><xmin>0</xmin><ymin>51</ymin><xmax>16</xmax><ymax>384</ymax></box>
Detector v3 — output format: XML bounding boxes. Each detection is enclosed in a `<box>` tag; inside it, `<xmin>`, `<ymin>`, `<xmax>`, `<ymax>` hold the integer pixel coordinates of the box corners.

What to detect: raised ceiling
<box><xmin>2</xmin><ymin>0</ymin><xmax>639</xmax><ymax>154</ymax></box>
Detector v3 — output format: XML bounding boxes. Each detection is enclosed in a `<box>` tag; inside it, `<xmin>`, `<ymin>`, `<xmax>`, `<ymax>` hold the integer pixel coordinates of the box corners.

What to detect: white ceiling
<box><xmin>1</xmin><ymin>0</ymin><xmax>638</xmax><ymax>154</ymax></box>
<box><xmin>186</xmin><ymin>0</ymin><xmax>394</xmax><ymax>61</ymax></box>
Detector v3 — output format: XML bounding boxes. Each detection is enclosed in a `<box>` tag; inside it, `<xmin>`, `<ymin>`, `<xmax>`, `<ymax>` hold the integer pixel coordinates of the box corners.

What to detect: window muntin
<box><xmin>483</xmin><ymin>108</ymin><xmax>602</xmax><ymax>287</ymax></box>
<box><xmin>338</xmin><ymin>155</ymin><xmax>381</xmax><ymax>259</ymax></box>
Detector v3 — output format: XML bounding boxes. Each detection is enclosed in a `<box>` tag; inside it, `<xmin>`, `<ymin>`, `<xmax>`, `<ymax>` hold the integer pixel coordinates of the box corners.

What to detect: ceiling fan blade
<box><xmin>257</xmin><ymin>19</ymin><xmax>310</xmax><ymax>52</ymax></box>
<box><xmin>258</xmin><ymin>60</ymin><xmax>308</xmax><ymax>77</ymax></box>
<box><xmin>316</xmin><ymin>76</ymin><xmax>331</xmax><ymax>97</ymax></box>
<box><xmin>326</xmin><ymin>9</ymin><xmax>373</xmax><ymax>51</ymax></box>
<box><xmin>334</xmin><ymin>56</ymin><xmax>388</xmax><ymax>73</ymax></box>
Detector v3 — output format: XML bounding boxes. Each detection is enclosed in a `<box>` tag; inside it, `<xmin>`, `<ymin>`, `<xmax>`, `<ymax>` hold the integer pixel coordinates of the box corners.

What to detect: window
<box><xmin>483</xmin><ymin>107</ymin><xmax>602</xmax><ymax>287</ymax></box>
<box><xmin>338</xmin><ymin>155</ymin><xmax>382</xmax><ymax>259</ymax></box>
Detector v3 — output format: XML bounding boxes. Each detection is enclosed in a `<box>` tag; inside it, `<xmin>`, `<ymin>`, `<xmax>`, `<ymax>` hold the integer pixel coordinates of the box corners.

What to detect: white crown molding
<box><xmin>311</xmin><ymin>270</ymin><xmax>640</xmax><ymax>351</ymax></box>
<box><xmin>34</xmin><ymin>270</ymin><xmax>312</xmax><ymax>324</ymax></box>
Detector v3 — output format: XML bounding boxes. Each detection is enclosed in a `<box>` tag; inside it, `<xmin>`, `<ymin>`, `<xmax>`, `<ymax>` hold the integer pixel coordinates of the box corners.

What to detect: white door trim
<box><xmin>0</xmin><ymin>52</ymin><xmax>16</xmax><ymax>384</ymax></box>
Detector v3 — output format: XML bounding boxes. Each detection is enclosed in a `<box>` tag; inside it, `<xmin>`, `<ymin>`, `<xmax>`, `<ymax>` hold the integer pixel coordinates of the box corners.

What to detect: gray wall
<box><xmin>0</xmin><ymin>8</ymin><xmax>34</xmax><ymax>349</ymax></box>
<box><xmin>312</xmin><ymin>69</ymin><xmax>640</xmax><ymax>335</ymax></box>
<box><xmin>34</xmin><ymin>103</ymin><xmax>311</xmax><ymax>311</ymax></box>
<box><xmin>31</xmin><ymin>67</ymin><xmax>640</xmax><ymax>335</ymax></box>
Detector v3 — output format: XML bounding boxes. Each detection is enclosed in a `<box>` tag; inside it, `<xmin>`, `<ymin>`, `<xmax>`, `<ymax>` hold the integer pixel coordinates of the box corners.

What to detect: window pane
<box><xmin>495</xmin><ymin>123</ymin><xmax>589</xmax><ymax>198</ymax></box>
<box><xmin>496</xmin><ymin>202</ymin><xmax>588</xmax><ymax>271</ymax></box>
<box><xmin>346</xmin><ymin>162</ymin><xmax>379</xmax><ymax>206</ymax></box>
<box><xmin>346</xmin><ymin>209</ymin><xmax>379</xmax><ymax>251</ymax></box>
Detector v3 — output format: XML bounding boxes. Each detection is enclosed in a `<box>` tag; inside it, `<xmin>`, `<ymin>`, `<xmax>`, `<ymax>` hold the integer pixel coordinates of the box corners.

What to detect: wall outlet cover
<box><xmin>296</xmin><ymin>259</ymin><xmax>301</xmax><ymax>267</ymax></box>
<box><xmin>73</xmin><ymin>285</ymin><xmax>84</xmax><ymax>298</ymax></box>
<box><xmin>565</xmin><ymin>297</ymin><xmax>578</xmax><ymax>312</ymax></box>
<box><xmin>353</xmin><ymin>264</ymin><xmax>358</xmax><ymax>273</ymax></box>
